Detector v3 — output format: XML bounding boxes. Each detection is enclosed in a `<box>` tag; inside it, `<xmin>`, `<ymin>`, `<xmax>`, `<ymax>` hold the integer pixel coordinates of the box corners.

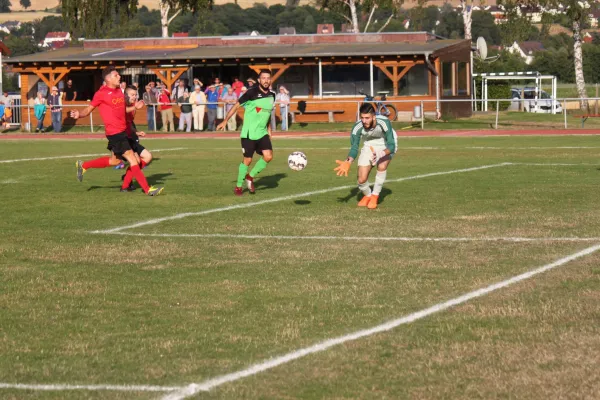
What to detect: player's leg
<box><xmin>356</xmin><ymin>146</ymin><xmax>374</xmax><ymax>206</ymax></box>
<box><xmin>368</xmin><ymin>157</ymin><xmax>391</xmax><ymax>210</ymax></box>
<box><xmin>76</xmin><ymin>148</ymin><xmax>119</xmax><ymax>182</ymax></box>
<box><xmin>246</xmin><ymin>136</ymin><xmax>273</xmax><ymax>194</ymax></box>
<box><xmin>356</xmin><ymin>164</ymin><xmax>373</xmax><ymax>207</ymax></box>
<box><xmin>122</xmin><ymin>145</ymin><xmax>151</xmax><ymax>192</ymax></box>
<box><xmin>236</xmin><ymin>138</ymin><xmax>255</xmax><ymax>196</ymax></box>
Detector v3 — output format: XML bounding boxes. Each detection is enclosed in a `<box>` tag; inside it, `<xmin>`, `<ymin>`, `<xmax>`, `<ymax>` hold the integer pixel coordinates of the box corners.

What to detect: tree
<box><xmin>460</xmin><ymin>0</ymin><xmax>473</xmax><ymax>40</ymax></box>
<box><xmin>317</xmin><ymin>0</ymin><xmax>399</xmax><ymax>33</ymax></box>
<box><xmin>159</xmin><ymin>0</ymin><xmax>212</xmax><ymax>38</ymax></box>
<box><xmin>3</xmin><ymin>35</ymin><xmax>39</xmax><ymax>56</ymax></box>
<box><xmin>507</xmin><ymin>0</ymin><xmax>593</xmax><ymax>110</ymax></box>
<box><xmin>0</xmin><ymin>0</ymin><xmax>11</xmax><ymax>13</ymax></box>
<box><xmin>19</xmin><ymin>0</ymin><xmax>30</xmax><ymax>10</ymax></box>
<box><xmin>61</xmin><ymin>0</ymin><xmax>138</xmax><ymax>38</ymax></box>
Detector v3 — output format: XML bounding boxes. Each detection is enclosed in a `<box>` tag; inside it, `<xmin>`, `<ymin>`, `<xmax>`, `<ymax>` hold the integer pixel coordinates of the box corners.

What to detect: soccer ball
<box><xmin>288</xmin><ymin>151</ymin><xmax>307</xmax><ymax>171</ymax></box>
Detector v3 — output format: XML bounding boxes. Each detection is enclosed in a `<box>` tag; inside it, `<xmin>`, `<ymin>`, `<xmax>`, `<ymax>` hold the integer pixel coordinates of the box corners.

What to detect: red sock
<box><xmin>140</xmin><ymin>160</ymin><xmax>148</xmax><ymax>169</ymax></box>
<box><xmin>82</xmin><ymin>157</ymin><xmax>111</xmax><ymax>170</ymax></box>
<box><xmin>130</xmin><ymin>164</ymin><xmax>150</xmax><ymax>193</ymax></box>
<box><xmin>121</xmin><ymin>167</ymin><xmax>134</xmax><ymax>189</ymax></box>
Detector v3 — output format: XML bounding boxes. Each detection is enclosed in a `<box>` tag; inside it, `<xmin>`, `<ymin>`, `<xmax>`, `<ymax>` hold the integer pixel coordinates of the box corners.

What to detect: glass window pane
<box><xmin>399</xmin><ymin>64</ymin><xmax>429</xmax><ymax>96</ymax></box>
<box><xmin>442</xmin><ymin>62</ymin><xmax>453</xmax><ymax>96</ymax></box>
<box><xmin>457</xmin><ymin>62</ymin><xmax>468</xmax><ymax>96</ymax></box>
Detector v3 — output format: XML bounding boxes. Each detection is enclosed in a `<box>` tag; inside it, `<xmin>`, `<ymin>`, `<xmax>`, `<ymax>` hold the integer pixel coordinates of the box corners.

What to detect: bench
<box><xmin>574</xmin><ymin>115</ymin><xmax>600</xmax><ymax>128</ymax></box>
<box><xmin>291</xmin><ymin>110</ymin><xmax>345</xmax><ymax>123</ymax></box>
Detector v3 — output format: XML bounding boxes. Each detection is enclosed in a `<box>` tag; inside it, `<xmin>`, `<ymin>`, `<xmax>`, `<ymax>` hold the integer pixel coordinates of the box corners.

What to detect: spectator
<box><xmin>193</xmin><ymin>78</ymin><xmax>203</xmax><ymax>90</ymax></box>
<box><xmin>58</xmin><ymin>79</ymin><xmax>65</xmax><ymax>94</ymax></box>
<box><xmin>132</xmin><ymin>82</ymin><xmax>139</xmax><ymax>90</ymax></box>
<box><xmin>0</xmin><ymin>91</ymin><xmax>11</xmax><ymax>106</ymax></box>
<box><xmin>34</xmin><ymin>92</ymin><xmax>47</xmax><ymax>132</ymax></box>
<box><xmin>63</xmin><ymin>79</ymin><xmax>78</xmax><ymax>101</ymax></box>
<box><xmin>276</xmin><ymin>85</ymin><xmax>291</xmax><ymax>131</ymax></box>
<box><xmin>205</xmin><ymin>84</ymin><xmax>219</xmax><ymax>131</ymax></box>
<box><xmin>158</xmin><ymin>84</ymin><xmax>174</xmax><ymax>132</ymax></box>
<box><xmin>149</xmin><ymin>81</ymin><xmax>158</xmax><ymax>95</ymax></box>
<box><xmin>190</xmin><ymin>84</ymin><xmax>206</xmax><ymax>131</ymax></box>
<box><xmin>246</xmin><ymin>77</ymin><xmax>256</xmax><ymax>88</ymax></box>
<box><xmin>240</xmin><ymin>86</ymin><xmax>248</xmax><ymax>95</ymax></box>
<box><xmin>206</xmin><ymin>77</ymin><xmax>223</xmax><ymax>95</ymax></box>
<box><xmin>171</xmin><ymin>79</ymin><xmax>188</xmax><ymax>102</ymax></box>
<box><xmin>220</xmin><ymin>85</ymin><xmax>238</xmax><ymax>131</ymax></box>
<box><xmin>177</xmin><ymin>90</ymin><xmax>192</xmax><ymax>132</ymax></box>
<box><xmin>143</xmin><ymin>84</ymin><xmax>157</xmax><ymax>131</ymax></box>
<box><xmin>232</xmin><ymin>77</ymin><xmax>243</xmax><ymax>97</ymax></box>
<box><xmin>120</xmin><ymin>81</ymin><xmax>127</xmax><ymax>94</ymax></box>
<box><xmin>47</xmin><ymin>86</ymin><xmax>62</xmax><ymax>133</ymax></box>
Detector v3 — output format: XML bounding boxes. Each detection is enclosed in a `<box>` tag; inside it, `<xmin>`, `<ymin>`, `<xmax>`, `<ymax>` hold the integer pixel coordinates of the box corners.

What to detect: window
<box><xmin>457</xmin><ymin>62</ymin><xmax>469</xmax><ymax>96</ymax></box>
<box><xmin>399</xmin><ymin>64</ymin><xmax>429</xmax><ymax>96</ymax></box>
<box><xmin>442</xmin><ymin>62</ymin><xmax>454</xmax><ymax>96</ymax></box>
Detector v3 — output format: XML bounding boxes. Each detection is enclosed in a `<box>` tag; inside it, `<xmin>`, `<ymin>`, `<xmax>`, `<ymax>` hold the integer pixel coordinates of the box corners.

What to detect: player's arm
<box><xmin>73</xmin><ymin>91</ymin><xmax>77</xmax><ymax>101</ymax></box>
<box><xmin>126</xmin><ymin>101</ymin><xmax>145</xmax><ymax>113</ymax></box>
<box><xmin>217</xmin><ymin>102</ymin><xmax>241</xmax><ymax>131</ymax></box>
<box><xmin>334</xmin><ymin>124</ymin><xmax>361</xmax><ymax>176</ymax></box>
<box><xmin>70</xmin><ymin>104</ymin><xmax>95</xmax><ymax>119</ymax></box>
<box><xmin>371</xmin><ymin>118</ymin><xmax>396</xmax><ymax>163</ymax></box>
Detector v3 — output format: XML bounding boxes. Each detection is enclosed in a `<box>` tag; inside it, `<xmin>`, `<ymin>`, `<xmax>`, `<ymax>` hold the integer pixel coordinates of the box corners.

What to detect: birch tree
<box><xmin>318</xmin><ymin>0</ymin><xmax>400</xmax><ymax>33</ymax></box>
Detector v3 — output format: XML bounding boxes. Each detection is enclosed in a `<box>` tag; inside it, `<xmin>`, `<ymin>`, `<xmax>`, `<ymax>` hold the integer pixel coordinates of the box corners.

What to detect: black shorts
<box><xmin>241</xmin><ymin>135</ymin><xmax>272</xmax><ymax>158</ymax></box>
<box><xmin>128</xmin><ymin>133</ymin><xmax>146</xmax><ymax>155</ymax></box>
<box><xmin>106</xmin><ymin>132</ymin><xmax>132</xmax><ymax>156</ymax></box>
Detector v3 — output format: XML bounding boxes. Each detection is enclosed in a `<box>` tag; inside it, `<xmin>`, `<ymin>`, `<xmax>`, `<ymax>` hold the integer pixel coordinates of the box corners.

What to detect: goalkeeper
<box><xmin>334</xmin><ymin>103</ymin><xmax>397</xmax><ymax>209</ymax></box>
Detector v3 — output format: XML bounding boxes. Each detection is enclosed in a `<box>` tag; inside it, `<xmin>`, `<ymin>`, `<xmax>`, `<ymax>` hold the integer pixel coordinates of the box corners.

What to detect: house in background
<box><xmin>317</xmin><ymin>24</ymin><xmax>334</xmax><ymax>34</ymax></box>
<box><xmin>0</xmin><ymin>21</ymin><xmax>22</xmax><ymax>34</ymax></box>
<box><xmin>507</xmin><ymin>41</ymin><xmax>544</xmax><ymax>64</ymax></box>
<box><xmin>279</xmin><ymin>27</ymin><xmax>296</xmax><ymax>35</ymax></box>
<box><xmin>41</xmin><ymin>32</ymin><xmax>71</xmax><ymax>48</ymax></box>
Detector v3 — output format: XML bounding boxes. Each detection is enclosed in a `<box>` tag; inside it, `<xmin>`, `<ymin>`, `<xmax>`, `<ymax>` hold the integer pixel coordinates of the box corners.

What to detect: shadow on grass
<box><xmin>337</xmin><ymin>187</ymin><xmax>392</xmax><ymax>204</ymax></box>
<box><xmin>254</xmin><ymin>173</ymin><xmax>287</xmax><ymax>190</ymax></box>
<box><xmin>294</xmin><ymin>200</ymin><xmax>311</xmax><ymax>205</ymax></box>
<box><xmin>145</xmin><ymin>172</ymin><xmax>173</xmax><ymax>185</ymax></box>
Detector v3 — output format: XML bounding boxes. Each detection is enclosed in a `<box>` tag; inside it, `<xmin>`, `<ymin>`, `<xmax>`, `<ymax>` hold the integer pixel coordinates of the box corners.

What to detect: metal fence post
<box><xmin>563</xmin><ymin>99</ymin><xmax>567</xmax><ymax>129</ymax></box>
<box><xmin>495</xmin><ymin>100</ymin><xmax>499</xmax><ymax>129</ymax></box>
<box><xmin>420</xmin><ymin>100</ymin><xmax>424</xmax><ymax>130</ymax></box>
<box><xmin>153</xmin><ymin>105</ymin><xmax>157</xmax><ymax>132</ymax></box>
<box><xmin>90</xmin><ymin>108</ymin><xmax>94</xmax><ymax>133</ymax></box>
<box><xmin>27</xmin><ymin>104</ymin><xmax>31</xmax><ymax>133</ymax></box>
<box><xmin>356</xmin><ymin>101</ymin><xmax>360</xmax><ymax>121</ymax></box>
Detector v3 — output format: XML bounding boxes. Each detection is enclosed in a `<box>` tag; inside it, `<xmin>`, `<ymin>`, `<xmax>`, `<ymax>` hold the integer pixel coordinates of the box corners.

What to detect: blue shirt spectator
<box><xmin>206</xmin><ymin>86</ymin><xmax>219</xmax><ymax>110</ymax></box>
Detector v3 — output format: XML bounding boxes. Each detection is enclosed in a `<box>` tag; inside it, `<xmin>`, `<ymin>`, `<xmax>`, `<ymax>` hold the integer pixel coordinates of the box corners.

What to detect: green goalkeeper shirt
<box><xmin>348</xmin><ymin>115</ymin><xmax>397</xmax><ymax>159</ymax></box>
<box><xmin>238</xmin><ymin>86</ymin><xmax>276</xmax><ymax>140</ymax></box>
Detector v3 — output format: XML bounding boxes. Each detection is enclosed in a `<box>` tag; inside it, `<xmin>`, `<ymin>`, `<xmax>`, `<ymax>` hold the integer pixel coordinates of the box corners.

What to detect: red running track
<box><xmin>0</xmin><ymin>129</ymin><xmax>599</xmax><ymax>140</ymax></box>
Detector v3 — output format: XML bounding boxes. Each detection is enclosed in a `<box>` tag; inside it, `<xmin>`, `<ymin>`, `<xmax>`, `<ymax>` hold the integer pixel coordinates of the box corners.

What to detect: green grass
<box><xmin>2</xmin><ymin>136</ymin><xmax>600</xmax><ymax>399</ymax></box>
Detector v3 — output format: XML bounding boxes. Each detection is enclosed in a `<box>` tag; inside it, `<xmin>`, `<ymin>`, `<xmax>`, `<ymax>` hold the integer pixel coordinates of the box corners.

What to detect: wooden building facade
<box><xmin>5</xmin><ymin>32</ymin><xmax>473</xmax><ymax>128</ymax></box>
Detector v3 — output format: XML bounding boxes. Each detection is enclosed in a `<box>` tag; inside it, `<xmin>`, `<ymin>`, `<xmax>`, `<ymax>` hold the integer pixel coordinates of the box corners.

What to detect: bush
<box><xmin>475</xmin><ymin>80</ymin><xmax>511</xmax><ymax>111</ymax></box>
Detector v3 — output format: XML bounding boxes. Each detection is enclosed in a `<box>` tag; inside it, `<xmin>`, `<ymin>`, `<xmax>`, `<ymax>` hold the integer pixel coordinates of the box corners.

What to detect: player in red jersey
<box><xmin>120</xmin><ymin>86</ymin><xmax>154</xmax><ymax>192</ymax></box>
<box><xmin>70</xmin><ymin>67</ymin><xmax>163</xmax><ymax>196</ymax></box>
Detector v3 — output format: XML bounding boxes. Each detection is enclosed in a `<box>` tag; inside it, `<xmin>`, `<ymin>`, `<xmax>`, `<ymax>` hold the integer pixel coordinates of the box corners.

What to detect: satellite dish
<box><xmin>476</xmin><ymin>36</ymin><xmax>488</xmax><ymax>60</ymax></box>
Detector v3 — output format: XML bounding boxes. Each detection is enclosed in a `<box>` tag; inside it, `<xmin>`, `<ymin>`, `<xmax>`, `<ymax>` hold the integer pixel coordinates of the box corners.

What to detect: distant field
<box><xmin>0</xmin><ymin>11</ymin><xmax>59</xmax><ymax>22</ymax></box>
<box><xmin>7</xmin><ymin>0</ymin><xmax>59</xmax><ymax>12</ymax></box>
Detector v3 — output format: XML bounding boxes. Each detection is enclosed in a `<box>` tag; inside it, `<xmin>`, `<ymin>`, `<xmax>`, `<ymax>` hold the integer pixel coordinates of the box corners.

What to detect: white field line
<box><xmin>0</xmin><ymin>383</ymin><xmax>181</xmax><ymax>392</ymax></box>
<box><xmin>111</xmin><ymin>232</ymin><xmax>600</xmax><ymax>243</ymax></box>
<box><xmin>91</xmin><ymin>163</ymin><xmax>511</xmax><ymax>234</ymax></box>
<box><xmin>161</xmin><ymin>243</ymin><xmax>600</xmax><ymax>400</ymax></box>
<box><xmin>513</xmin><ymin>162</ymin><xmax>596</xmax><ymax>166</ymax></box>
<box><xmin>0</xmin><ymin>148</ymin><xmax>188</xmax><ymax>164</ymax></box>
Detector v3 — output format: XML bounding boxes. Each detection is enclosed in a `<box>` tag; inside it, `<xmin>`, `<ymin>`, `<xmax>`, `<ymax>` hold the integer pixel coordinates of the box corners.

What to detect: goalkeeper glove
<box><xmin>334</xmin><ymin>160</ymin><xmax>351</xmax><ymax>177</ymax></box>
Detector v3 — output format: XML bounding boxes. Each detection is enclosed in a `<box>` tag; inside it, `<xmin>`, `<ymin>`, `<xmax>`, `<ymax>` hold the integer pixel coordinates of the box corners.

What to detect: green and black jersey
<box><xmin>348</xmin><ymin>115</ymin><xmax>397</xmax><ymax>159</ymax></box>
<box><xmin>238</xmin><ymin>86</ymin><xmax>276</xmax><ymax>140</ymax></box>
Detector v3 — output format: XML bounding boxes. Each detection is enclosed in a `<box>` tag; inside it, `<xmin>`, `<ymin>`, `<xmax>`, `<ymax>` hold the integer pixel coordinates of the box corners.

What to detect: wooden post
<box><xmin>393</xmin><ymin>66</ymin><xmax>398</xmax><ymax>96</ymax></box>
<box><xmin>20</xmin><ymin>74</ymin><xmax>29</xmax><ymax>130</ymax></box>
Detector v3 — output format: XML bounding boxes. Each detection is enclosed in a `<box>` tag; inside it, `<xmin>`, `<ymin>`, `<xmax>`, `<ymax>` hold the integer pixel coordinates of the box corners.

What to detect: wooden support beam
<box><xmin>32</xmin><ymin>71</ymin><xmax>52</xmax><ymax>88</ymax></box>
<box><xmin>270</xmin><ymin>65</ymin><xmax>290</xmax><ymax>84</ymax></box>
<box><xmin>393</xmin><ymin>66</ymin><xmax>398</xmax><ymax>96</ymax></box>
<box><xmin>150</xmin><ymin>67</ymin><xmax>188</xmax><ymax>90</ymax></box>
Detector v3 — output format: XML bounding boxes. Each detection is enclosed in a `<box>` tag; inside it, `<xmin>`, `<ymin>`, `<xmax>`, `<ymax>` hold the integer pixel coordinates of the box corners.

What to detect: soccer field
<box><xmin>1</xmin><ymin>135</ymin><xmax>600</xmax><ymax>399</ymax></box>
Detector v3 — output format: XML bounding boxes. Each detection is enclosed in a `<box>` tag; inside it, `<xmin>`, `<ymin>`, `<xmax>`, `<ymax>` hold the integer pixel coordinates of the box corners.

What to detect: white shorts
<box><xmin>357</xmin><ymin>144</ymin><xmax>393</xmax><ymax>167</ymax></box>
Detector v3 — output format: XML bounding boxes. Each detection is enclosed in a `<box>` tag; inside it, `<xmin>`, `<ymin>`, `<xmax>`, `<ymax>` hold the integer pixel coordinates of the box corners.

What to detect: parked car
<box><xmin>511</xmin><ymin>87</ymin><xmax>562</xmax><ymax>114</ymax></box>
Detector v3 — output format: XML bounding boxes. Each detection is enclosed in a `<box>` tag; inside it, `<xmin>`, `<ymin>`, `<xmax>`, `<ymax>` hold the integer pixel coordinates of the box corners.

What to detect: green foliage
<box><xmin>19</xmin><ymin>0</ymin><xmax>30</xmax><ymax>9</ymax></box>
<box><xmin>61</xmin><ymin>0</ymin><xmax>138</xmax><ymax>38</ymax></box>
<box><xmin>472</xmin><ymin>11</ymin><xmax>501</xmax><ymax>45</ymax></box>
<box><xmin>0</xmin><ymin>0</ymin><xmax>11</xmax><ymax>13</ymax></box>
<box><xmin>487</xmin><ymin>83</ymin><xmax>512</xmax><ymax>110</ymax></box>
<box><xmin>3</xmin><ymin>34</ymin><xmax>39</xmax><ymax>56</ymax></box>
<box><xmin>531</xmin><ymin>48</ymin><xmax>575</xmax><ymax>82</ymax></box>
<box><xmin>2</xmin><ymin>71</ymin><xmax>19</xmax><ymax>92</ymax></box>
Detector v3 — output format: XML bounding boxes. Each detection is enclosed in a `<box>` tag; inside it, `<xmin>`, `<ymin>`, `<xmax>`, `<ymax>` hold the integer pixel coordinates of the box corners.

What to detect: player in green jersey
<box><xmin>218</xmin><ymin>70</ymin><xmax>276</xmax><ymax>196</ymax></box>
<box><xmin>334</xmin><ymin>103</ymin><xmax>397</xmax><ymax>209</ymax></box>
